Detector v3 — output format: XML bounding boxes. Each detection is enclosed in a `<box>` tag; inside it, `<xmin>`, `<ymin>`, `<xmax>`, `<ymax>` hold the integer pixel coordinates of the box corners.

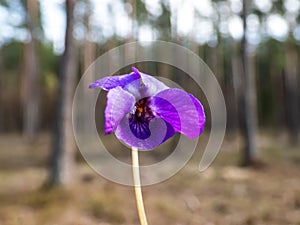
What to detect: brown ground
<box><xmin>0</xmin><ymin>132</ymin><xmax>299</xmax><ymax>225</ymax></box>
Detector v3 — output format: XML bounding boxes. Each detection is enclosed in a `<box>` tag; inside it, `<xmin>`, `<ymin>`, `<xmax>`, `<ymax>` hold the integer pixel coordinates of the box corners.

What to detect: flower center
<box><xmin>128</xmin><ymin>97</ymin><xmax>154</xmax><ymax>140</ymax></box>
<box><xmin>134</xmin><ymin>97</ymin><xmax>153</xmax><ymax>121</ymax></box>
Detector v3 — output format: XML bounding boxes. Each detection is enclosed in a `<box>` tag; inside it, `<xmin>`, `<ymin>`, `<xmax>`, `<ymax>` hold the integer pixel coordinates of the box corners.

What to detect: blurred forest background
<box><xmin>0</xmin><ymin>0</ymin><xmax>300</xmax><ymax>224</ymax></box>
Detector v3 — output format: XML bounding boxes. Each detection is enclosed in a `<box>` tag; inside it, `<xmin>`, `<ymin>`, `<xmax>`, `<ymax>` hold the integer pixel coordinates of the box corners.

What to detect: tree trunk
<box><xmin>226</xmin><ymin>39</ymin><xmax>239</xmax><ymax>131</ymax></box>
<box><xmin>82</xmin><ymin>1</ymin><xmax>96</xmax><ymax>137</ymax></box>
<box><xmin>22</xmin><ymin>0</ymin><xmax>40</xmax><ymax>142</ymax></box>
<box><xmin>49</xmin><ymin>0</ymin><xmax>78</xmax><ymax>186</ymax></box>
<box><xmin>0</xmin><ymin>52</ymin><xmax>3</xmax><ymax>132</ymax></box>
<box><xmin>240</xmin><ymin>0</ymin><xmax>257</xmax><ymax>166</ymax></box>
<box><xmin>284</xmin><ymin>39</ymin><xmax>299</xmax><ymax>144</ymax></box>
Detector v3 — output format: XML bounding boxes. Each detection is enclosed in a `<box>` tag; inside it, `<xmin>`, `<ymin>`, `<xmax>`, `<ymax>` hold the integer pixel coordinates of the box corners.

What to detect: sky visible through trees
<box><xmin>1</xmin><ymin>0</ymin><xmax>300</xmax><ymax>52</ymax></box>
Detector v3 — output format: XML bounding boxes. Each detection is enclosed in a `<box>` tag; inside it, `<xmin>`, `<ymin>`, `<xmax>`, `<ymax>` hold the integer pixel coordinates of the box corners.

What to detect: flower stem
<box><xmin>132</xmin><ymin>147</ymin><xmax>148</xmax><ymax>225</ymax></box>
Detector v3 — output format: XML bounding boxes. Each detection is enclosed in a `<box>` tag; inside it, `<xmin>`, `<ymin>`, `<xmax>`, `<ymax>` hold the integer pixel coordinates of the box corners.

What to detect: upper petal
<box><xmin>139</xmin><ymin>72</ymin><xmax>168</xmax><ymax>97</ymax></box>
<box><xmin>150</xmin><ymin>88</ymin><xmax>205</xmax><ymax>139</ymax></box>
<box><xmin>89</xmin><ymin>71</ymin><xmax>140</xmax><ymax>90</ymax></box>
<box><xmin>89</xmin><ymin>67</ymin><xmax>168</xmax><ymax>100</ymax></box>
<box><xmin>104</xmin><ymin>87</ymin><xmax>135</xmax><ymax>134</ymax></box>
<box><xmin>122</xmin><ymin>67</ymin><xmax>169</xmax><ymax>99</ymax></box>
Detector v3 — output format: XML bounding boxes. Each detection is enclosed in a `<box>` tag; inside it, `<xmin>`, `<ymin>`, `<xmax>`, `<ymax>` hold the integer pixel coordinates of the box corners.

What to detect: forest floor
<box><xmin>0</xmin><ymin>131</ymin><xmax>299</xmax><ymax>225</ymax></box>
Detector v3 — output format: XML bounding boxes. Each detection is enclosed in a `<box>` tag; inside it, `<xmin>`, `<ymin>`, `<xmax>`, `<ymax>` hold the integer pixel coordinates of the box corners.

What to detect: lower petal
<box><xmin>129</xmin><ymin>116</ymin><xmax>151</xmax><ymax>140</ymax></box>
<box><xmin>115</xmin><ymin>117</ymin><xmax>175</xmax><ymax>150</ymax></box>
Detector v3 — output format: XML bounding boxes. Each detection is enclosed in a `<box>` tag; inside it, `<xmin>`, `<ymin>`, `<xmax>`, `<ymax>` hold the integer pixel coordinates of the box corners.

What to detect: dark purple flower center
<box><xmin>129</xmin><ymin>97</ymin><xmax>154</xmax><ymax>140</ymax></box>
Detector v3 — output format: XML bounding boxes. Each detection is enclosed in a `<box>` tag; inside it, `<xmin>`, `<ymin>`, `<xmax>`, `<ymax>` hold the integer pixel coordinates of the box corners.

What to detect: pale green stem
<box><xmin>132</xmin><ymin>147</ymin><xmax>148</xmax><ymax>225</ymax></box>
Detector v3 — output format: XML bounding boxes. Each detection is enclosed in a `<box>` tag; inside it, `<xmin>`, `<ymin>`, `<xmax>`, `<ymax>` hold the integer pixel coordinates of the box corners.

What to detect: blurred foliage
<box><xmin>1</xmin><ymin>41</ymin><xmax>23</xmax><ymax>71</ymax></box>
<box><xmin>136</xmin><ymin>0</ymin><xmax>148</xmax><ymax>24</ymax></box>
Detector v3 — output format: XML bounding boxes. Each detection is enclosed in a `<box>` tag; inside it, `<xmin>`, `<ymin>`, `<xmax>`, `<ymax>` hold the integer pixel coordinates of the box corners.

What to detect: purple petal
<box><xmin>89</xmin><ymin>72</ymin><xmax>140</xmax><ymax>90</ymax></box>
<box><xmin>90</xmin><ymin>67</ymin><xmax>169</xmax><ymax>100</ymax></box>
<box><xmin>161</xmin><ymin>121</ymin><xmax>176</xmax><ymax>143</ymax></box>
<box><xmin>129</xmin><ymin>115</ymin><xmax>151</xmax><ymax>140</ymax></box>
<box><xmin>189</xmin><ymin>94</ymin><xmax>206</xmax><ymax>135</ymax></box>
<box><xmin>150</xmin><ymin>88</ymin><xmax>205</xmax><ymax>139</ymax></box>
<box><xmin>104</xmin><ymin>87</ymin><xmax>135</xmax><ymax>134</ymax></box>
<box><xmin>139</xmin><ymin>72</ymin><xmax>168</xmax><ymax>97</ymax></box>
<box><xmin>115</xmin><ymin>117</ymin><xmax>175</xmax><ymax>150</ymax></box>
<box><xmin>123</xmin><ymin>67</ymin><xmax>168</xmax><ymax>99</ymax></box>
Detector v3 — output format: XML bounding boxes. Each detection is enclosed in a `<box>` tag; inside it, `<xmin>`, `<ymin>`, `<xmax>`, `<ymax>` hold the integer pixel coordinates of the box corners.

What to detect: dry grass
<box><xmin>0</xmin><ymin>132</ymin><xmax>300</xmax><ymax>225</ymax></box>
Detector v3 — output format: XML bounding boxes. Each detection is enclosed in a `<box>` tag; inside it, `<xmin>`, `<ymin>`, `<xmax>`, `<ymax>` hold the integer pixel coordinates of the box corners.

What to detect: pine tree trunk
<box><xmin>284</xmin><ymin>39</ymin><xmax>299</xmax><ymax>144</ymax></box>
<box><xmin>22</xmin><ymin>0</ymin><xmax>40</xmax><ymax>142</ymax></box>
<box><xmin>226</xmin><ymin>40</ymin><xmax>239</xmax><ymax>131</ymax></box>
<box><xmin>82</xmin><ymin>1</ymin><xmax>96</xmax><ymax>137</ymax></box>
<box><xmin>240</xmin><ymin>0</ymin><xmax>257</xmax><ymax>166</ymax></box>
<box><xmin>50</xmin><ymin>0</ymin><xmax>77</xmax><ymax>186</ymax></box>
<box><xmin>0</xmin><ymin>52</ymin><xmax>3</xmax><ymax>132</ymax></box>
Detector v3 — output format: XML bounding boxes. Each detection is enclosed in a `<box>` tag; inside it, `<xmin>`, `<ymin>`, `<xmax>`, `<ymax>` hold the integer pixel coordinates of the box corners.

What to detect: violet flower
<box><xmin>89</xmin><ymin>67</ymin><xmax>205</xmax><ymax>150</ymax></box>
